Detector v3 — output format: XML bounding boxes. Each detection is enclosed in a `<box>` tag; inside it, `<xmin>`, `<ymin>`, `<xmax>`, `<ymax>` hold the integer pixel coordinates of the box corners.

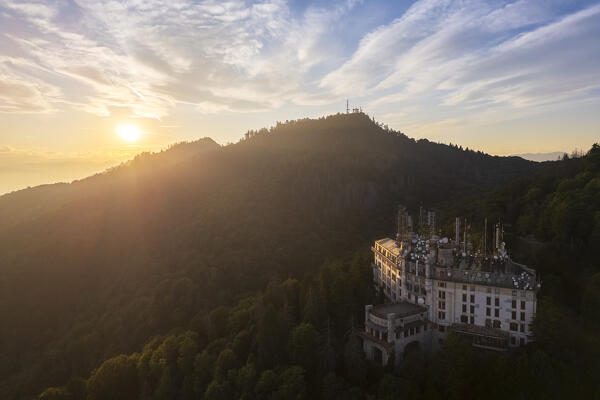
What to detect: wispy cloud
<box><xmin>323</xmin><ymin>0</ymin><xmax>600</xmax><ymax>114</ymax></box>
<box><xmin>0</xmin><ymin>0</ymin><xmax>598</xmax><ymax>132</ymax></box>
<box><xmin>0</xmin><ymin>0</ymin><xmax>358</xmax><ymax>118</ymax></box>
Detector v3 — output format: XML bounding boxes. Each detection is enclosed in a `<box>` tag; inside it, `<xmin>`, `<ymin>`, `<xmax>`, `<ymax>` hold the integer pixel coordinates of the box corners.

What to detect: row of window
<box><xmin>398</xmin><ymin>324</ymin><xmax>428</xmax><ymax>338</ymax></box>
<box><xmin>433</xmin><ymin>281</ymin><xmax>530</xmax><ymax>299</ymax></box>
<box><xmin>509</xmin><ymin>322</ymin><xmax>527</xmax><ymax>333</ymax></box>
<box><xmin>485</xmin><ymin>296</ymin><xmax>500</xmax><ymax>307</ymax></box>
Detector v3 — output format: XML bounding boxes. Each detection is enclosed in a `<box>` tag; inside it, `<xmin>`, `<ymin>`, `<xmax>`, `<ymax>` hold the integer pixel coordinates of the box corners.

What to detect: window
<box><xmin>495</xmin><ymin>298</ymin><xmax>499</xmax><ymax>307</ymax></box>
<box><xmin>460</xmin><ymin>315</ymin><xmax>468</xmax><ymax>323</ymax></box>
<box><xmin>462</xmin><ymin>293</ymin><xmax>467</xmax><ymax>302</ymax></box>
<box><xmin>470</xmin><ymin>294</ymin><xmax>475</xmax><ymax>303</ymax></box>
<box><xmin>510</xmin><ymin>336</ymin><xmax>516</xmax><ymax>345</ymax></box>
<box><xmin>438</xmin><ymin>301</ymin><xmax>446</xmax><ymax>310</ymax></box>
<box><xmin>439</xmin><ymin>291</ymin><xmax>446</xmax><ymax>299</ymax></box>
<box><xmin>520</xmin><ymin>337</ymin><xmax>525</xmax><ymax>346</ymax></box>
<box><xmin>486</xmin><ymin>297</ymin><xmax>491</xmax><ymax>305</ymax></box>
<box><xmin>462</xmin><ymin>304</ymin><xmax>467</xmax><ymax>313</ymax></box>
<box><xmin>511</xmin><ymin>299</ymin><xmax>516</xmax><ymax>309</ymax></box>
<box><xmin>404</xmin><ymin>330</ymin><xmax>408</xmax><ymax>338</ymax></box>
<box><xmin>520</xmin><ymin>324</ymin><xmax>525</xmax><ymax>333</ymax></box>
<box><xmin>470</xmin><ymin>305</ymin><xmax>475</xmax><ymax>314</ymax></box>
<box><xmin>512</xmin><ymin>311</ymin><xmax>517</xmax><ymax>320</ymax></box>
<box><xmin>438</xmin><ymin>311</ymin><xmax>445</xmax><ymax>320</ymax></box>
<box><xmin>469</xmin><ymin>316</ymin><xmax>474</xmax><ymax>324</ymax></box>
<box><xmin>486</xmin><ymin>307</ymin><xmax>491</xmax><ymax>316</ymax></box>
<box><xmin>493</xmin><ymin>320</ymin><xmax>501</xmax><ymax>329</ymax></box>
<box><xmin>510</xmin><ymin>322</ymin><xmax>518</xmax><ymax>331</ymax></box>
<box><xmin>520</xmin><ymin>312</ymin><xmax>525</xmax><ymax>321</ymax></box>
<box><xmin>521</xmin><ymin>301</ymin><xmax>525</xmax><ymax>310</ymax></box>
<box><xmin>494</xmin><ymin>308</ymin><xmax>499</xmax><ymax>318</ymax></box>
<box><xmin>416</xmin><ymin>326</ymin><xmax>420</xmax><ymax>334</ymax></box>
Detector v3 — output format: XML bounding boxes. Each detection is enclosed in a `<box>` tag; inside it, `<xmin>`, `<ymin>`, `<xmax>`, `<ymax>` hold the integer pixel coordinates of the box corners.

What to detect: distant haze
<box><xmin>512</xmin><ymin>152</ymin><xmax>566</xmax><ymax>162</ymax></box>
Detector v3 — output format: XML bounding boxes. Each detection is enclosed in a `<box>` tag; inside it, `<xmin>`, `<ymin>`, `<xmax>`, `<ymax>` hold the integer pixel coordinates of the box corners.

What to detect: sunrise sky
<box><xmin>1</xmin><ymin>0</ymin><xmax>599</xmax><ymax>194</ymax></box>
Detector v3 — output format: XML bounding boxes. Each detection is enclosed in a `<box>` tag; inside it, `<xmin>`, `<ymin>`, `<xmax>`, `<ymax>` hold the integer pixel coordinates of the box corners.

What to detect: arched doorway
<box><xmin>403</xmin><ymin>341</ymin><xmax>421</xmax><ymax>359</ymax></box>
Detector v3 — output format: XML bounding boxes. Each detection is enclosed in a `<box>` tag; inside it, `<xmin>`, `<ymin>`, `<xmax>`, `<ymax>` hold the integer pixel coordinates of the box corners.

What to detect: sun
<box><xmin>115</xmin><ymin>123</ymin><xmax>142</xmax><ymax>142</ymax></box>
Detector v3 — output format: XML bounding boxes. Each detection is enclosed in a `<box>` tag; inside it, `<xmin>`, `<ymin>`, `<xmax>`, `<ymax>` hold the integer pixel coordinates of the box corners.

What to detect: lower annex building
<box><xmin>360</xmin><ymin>206</ymin><xmax>540</xmax><ymax>366</ymax></box>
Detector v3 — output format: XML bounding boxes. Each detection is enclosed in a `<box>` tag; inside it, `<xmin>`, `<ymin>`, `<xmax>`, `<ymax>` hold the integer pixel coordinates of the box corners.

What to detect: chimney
<box><xmin>455</xmin><ymin>217</ymin><xmax>460</xmax><ymax>246</ymax></box>
<box><xmin>495</xmin><ymin>223</ymin><xmax>501</xmax><ymax>251</ymax></box>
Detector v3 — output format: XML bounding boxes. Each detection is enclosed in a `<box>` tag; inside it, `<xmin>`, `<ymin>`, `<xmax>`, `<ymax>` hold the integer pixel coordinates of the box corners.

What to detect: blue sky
<box><xmin>0</xmin><ymin>0</ymin><xmax>599</xmax><ymax>193</ymax></box>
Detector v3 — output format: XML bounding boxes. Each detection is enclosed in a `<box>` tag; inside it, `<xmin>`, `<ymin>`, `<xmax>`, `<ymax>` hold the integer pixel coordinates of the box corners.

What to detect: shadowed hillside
<box><xmin>0</xmin><ymin>113</ymin><xmax>538</xmax><ymax>398</ymax></box>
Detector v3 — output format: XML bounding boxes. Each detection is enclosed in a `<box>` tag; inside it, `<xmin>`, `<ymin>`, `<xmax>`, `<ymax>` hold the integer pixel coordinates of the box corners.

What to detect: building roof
<box><xmin>371</xmin><ymin>301</ymin><xmax>426</xmax><ymax>318</ymax></box>
<box><xmin>375</xmin><ymin>238</ymin><xmax>401</xmax><ymax>257</ymax></box>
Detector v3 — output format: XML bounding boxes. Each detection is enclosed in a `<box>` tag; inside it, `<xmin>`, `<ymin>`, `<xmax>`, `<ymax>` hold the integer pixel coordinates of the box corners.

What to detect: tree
<box><xmin>235</xmin><ymin>362</ymin><xmax>257</xmax><ymax>399</ymax></box>
<box><xmin>288</xmin><ymin>323</ymin><xmax>319</xmax><ymax>371</ymax></box>
<box><xmin>277</xmin><ymin>366</ymin><xmax>307</xmax><ymax>400</ymax></box>
<box><xmin>38</xmin><ymin>387</ymin><xmax>71</xmax><ymax>400</ymax></box>
<box><xmin>208</xmin><ymin>307</ymin><xmax>231</xmax><ymax>340</ymax></box>
<box><xmin>255</xmin><ymin>370</ymin><xmax>278</xmax><ymax>400</ymax></box>
<box><xmin>377</xmin><ymin>374</ymin><xmax>408</xmax><ymax>400</ymax></box>
<box><xmin>302</xmin><ymin>286</ymin><xmax>323</xmax><ymax>325</ymax></box>
<box><xmin>214</xmin><ymin>349</ymin><xmax>239</xmax><ymax>379</ymax></box>
<box><xmin>204</xmin><ymin>380</ymin><xmax>232</xmax><ymax>400</ymax></box>
<box><xmin>343</xmin><ymin>320</ymin><xmax>366</xmax><ymax>387</ymax></box>
<box><xmin>86</xmin><ymin>354</ymin><xmax>139</xmax><ymax>400</ymax></box>
<box><xmin>232</xmin><ymin>329</ymin><xmax>254</xmax><ymax>362</ymax></box>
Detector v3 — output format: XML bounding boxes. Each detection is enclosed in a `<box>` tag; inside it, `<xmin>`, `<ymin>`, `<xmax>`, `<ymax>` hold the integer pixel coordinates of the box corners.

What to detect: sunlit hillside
<box><xmin>0</xmin><ymin>113</ymin><xmax>538</xmax><ymax>398</ymax></box>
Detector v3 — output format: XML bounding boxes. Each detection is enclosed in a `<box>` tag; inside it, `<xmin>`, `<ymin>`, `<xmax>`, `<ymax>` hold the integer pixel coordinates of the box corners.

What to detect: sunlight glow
<box><xmin>116</xmin><ymin>124</ymin><xmax>142</xmax><ymax>142</ymax></box>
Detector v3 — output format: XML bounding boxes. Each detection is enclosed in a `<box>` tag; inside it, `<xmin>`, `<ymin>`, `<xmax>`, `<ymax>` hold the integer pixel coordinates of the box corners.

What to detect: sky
<box><xmin>1</xmin><ymin>0</ymin><xmax>599</xmax><ymax>194</ymax></box>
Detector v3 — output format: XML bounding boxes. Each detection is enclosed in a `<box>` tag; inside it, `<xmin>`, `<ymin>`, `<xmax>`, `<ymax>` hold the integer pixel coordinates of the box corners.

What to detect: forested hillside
<box><xmin>0</xmin><ymin>113</ymin><xmax>537</xmax><ymax>398</ymax></box>
<box><xmin>35</xmin><ymin>144</ymin><xmax>600</xmax><ymax>400</ymax></box>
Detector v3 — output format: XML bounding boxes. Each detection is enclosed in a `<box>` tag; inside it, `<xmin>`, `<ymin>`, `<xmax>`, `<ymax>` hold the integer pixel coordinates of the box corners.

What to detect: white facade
<box><xmin>370</xmin><ymin>214</ymin><xmax>538</xmax><ymax>352</ymax></box>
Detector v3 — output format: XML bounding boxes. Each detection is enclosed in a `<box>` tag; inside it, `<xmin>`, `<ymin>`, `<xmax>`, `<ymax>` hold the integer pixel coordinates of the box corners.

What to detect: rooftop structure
<box><xmin>360</xmin><ymin>301</ymin><xmax>430</xmax><ymax>366</ymax></box>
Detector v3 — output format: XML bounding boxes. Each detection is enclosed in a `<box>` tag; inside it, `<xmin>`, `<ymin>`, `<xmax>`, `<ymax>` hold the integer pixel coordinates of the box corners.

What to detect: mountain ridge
<box><xmin>0</xmin><ymin>113</ymin><xmax>540</xmax><ymax>398</ymax></box>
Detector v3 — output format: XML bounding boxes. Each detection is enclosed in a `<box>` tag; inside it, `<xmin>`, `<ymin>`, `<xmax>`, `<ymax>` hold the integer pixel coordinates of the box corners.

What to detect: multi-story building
<box><xmin>363</xmin><ymin>206</ymin><xmax>539</xmax><ymax>365</ymax></box>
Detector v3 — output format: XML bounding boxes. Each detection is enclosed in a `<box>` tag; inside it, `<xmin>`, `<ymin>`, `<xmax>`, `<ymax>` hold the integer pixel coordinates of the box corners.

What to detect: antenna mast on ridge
<box><xmin>346</xmin><ymin>99</ymin><xmax>349</xmax><ymax>114</ymax></box>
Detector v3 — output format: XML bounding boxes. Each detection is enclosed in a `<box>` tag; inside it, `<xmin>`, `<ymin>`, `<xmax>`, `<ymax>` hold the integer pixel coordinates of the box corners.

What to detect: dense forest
<box><xmin>35</xmin><ymin>143</ymin><xmax>600</xmax><ymax>400</ymax></box>
<box><xmin>2</xmin><ymin>113</ymin><xmax>592</xmax><ymax>399</ymax></box>
<box><xmin>38</xmin><ymin>249</ymin><xmax>600</xmax><ymax>399</ymax></box>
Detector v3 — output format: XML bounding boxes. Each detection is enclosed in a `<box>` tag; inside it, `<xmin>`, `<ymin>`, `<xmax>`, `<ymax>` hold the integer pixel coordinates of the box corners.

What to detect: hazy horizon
<box><xmin>0</xmin><ymin>114</ymin><xmax>578</xmax><ymax>196</ymax></box>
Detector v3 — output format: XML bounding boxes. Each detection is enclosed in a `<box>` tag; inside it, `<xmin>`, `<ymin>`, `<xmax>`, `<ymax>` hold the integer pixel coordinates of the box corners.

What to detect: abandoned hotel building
<box><xmin>360</xmin><ymin>206</ymin><xmax>539</xmax><ymax>366</ymax></box>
